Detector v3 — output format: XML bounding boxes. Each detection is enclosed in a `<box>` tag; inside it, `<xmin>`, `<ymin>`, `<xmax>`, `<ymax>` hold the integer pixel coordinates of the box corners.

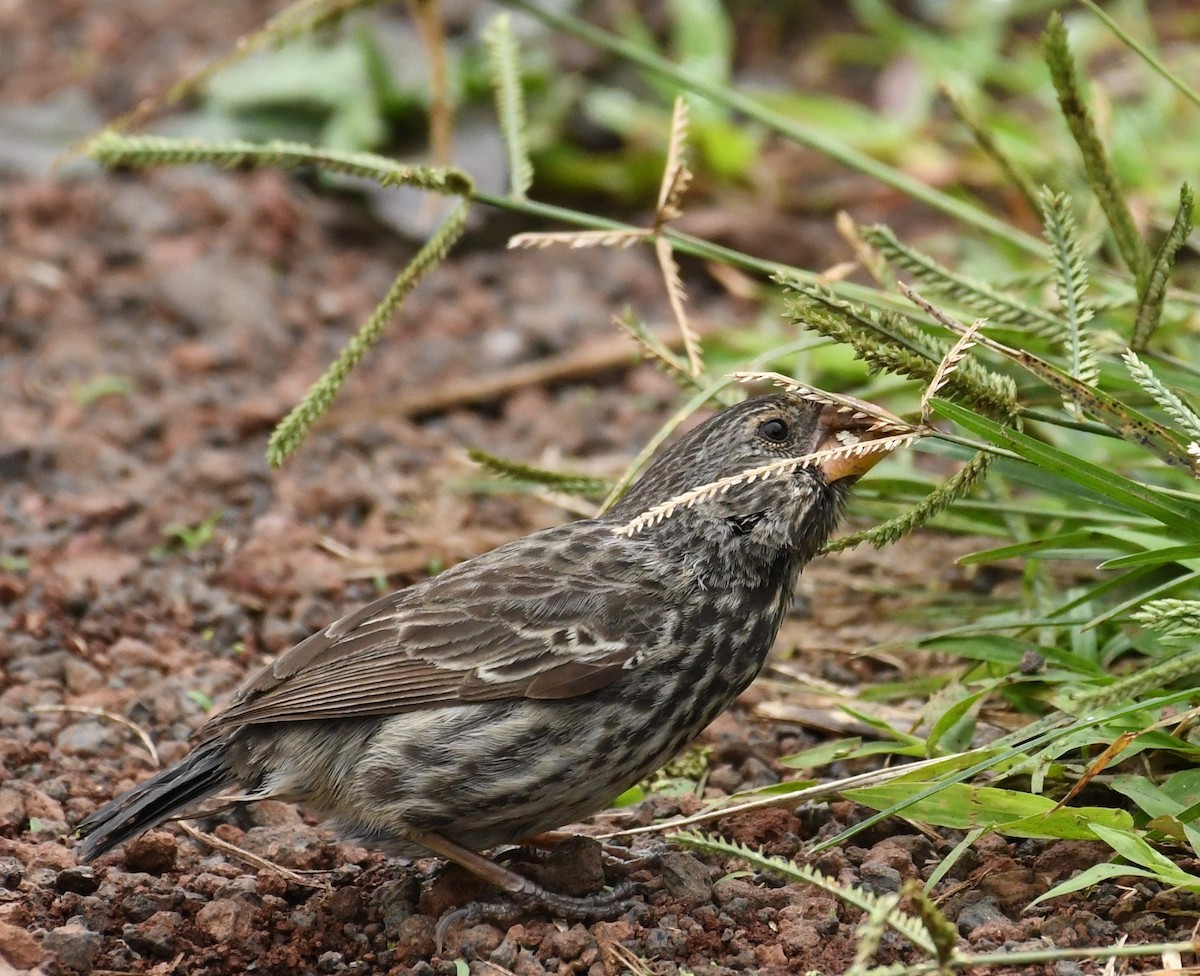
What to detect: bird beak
<box><xmin>814</xmin><ymin>399</ymin><xmax>906</xmax><ymax>483</ymax></box>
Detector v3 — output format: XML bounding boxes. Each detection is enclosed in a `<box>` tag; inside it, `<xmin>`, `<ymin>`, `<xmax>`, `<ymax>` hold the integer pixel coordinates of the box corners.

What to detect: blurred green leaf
<box><xmin>845</xmin><ymin>781</ymin><xmax>1134</xmax><ymax>839</ymax></box>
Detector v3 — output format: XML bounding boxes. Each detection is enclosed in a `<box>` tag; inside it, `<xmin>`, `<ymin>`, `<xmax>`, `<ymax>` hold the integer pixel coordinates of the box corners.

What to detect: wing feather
<box><xmin>196</xmin><ymin>523</ymin><xmax>664</xmax><ymax>739</ymax></box>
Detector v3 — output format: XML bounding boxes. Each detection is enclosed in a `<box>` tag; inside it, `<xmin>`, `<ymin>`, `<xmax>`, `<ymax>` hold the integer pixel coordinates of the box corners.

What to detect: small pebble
<box><xmin>124</xmin><ymin>830</ymin><xmax>177</xmax><ymax>874</ymax></box>
<box><xmin>43</xmin><ymin>921</ymin><xmax>102</xmax><ymax>972</ymax></box>
<box><xmin>56</xmin><ymin>865</ymin><xmax>101</xmax><ymax>895</ymax></box>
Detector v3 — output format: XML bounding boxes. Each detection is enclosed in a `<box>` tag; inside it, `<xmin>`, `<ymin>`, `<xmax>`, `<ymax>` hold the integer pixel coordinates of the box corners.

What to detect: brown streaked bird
<box><xmin>75</xmin><ymin>392</ymin><xmax>899</xmax><ymax>921</ymax></box>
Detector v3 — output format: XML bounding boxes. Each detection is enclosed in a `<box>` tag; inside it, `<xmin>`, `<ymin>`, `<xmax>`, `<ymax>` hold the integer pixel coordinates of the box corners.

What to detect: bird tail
<box><xmin>75</xmin><ymin>740</ymin><xmax>234</xmax><ymax>862</ymax></box>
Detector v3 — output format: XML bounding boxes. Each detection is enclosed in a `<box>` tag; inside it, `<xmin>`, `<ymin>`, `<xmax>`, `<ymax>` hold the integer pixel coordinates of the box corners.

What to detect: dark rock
<box><xmin>443</xmin><ymin>923</ymin><xmax>502</xmax><ymax>959</ymax></box>
<box><xmin>863</xmin><ymin>837</ymin><xmax>923</xmax><ymax>880</ymax></box>
<box><xmin>215</xmin><ymin>875</ymin><xmax>259</xmax><ymax>902</ymax></box>
<box><xmin>123</xmin><ymin>909</ymin><xmax>184</xmax><ymax>958</ymax></box>
<box><xmin>643</xmin><ymin>928</ymin><xmax>672</xmax><ymax>953</ymax></box>
<box><xmin>317</xmin><ymin>949</ymin><xmax>345</xmax><ymax>972</ymax></box>
<box><xmin>55</xmin><ymin>715</ymin><xmax>119</xmax><ymax>753</ymax></box>
<box><xmin>754</xmin><ymin>942</ymin><xmax>788</xmax><ymax>968</ymax></box>
<box><xmin>56</xmin><ymin>865</ymin><xmax>100</xmax><ymax>894</ymax></box>
<box><xmin>930</xmin><ymin>843</ymin><xmax>978</xmax><ymax>882</ymax></box>
<box><xmin>858</xmin><ymin>861</ymin><xmax>902</xmax><ymax>896</ymax></box>
<box><xmin>0</xmin><ymin>856</ymin><xmax>24</xmax><ymax>888</ymax></box>
<box><xmin>393</xmin><ymin>914</ymin><xmax>436</xmax><ymax>962</ymax></box>
<box><xmin>29</xmin><ymin>865</ymin><xmax>62</xmax><ymax>886</ymax></box>
<box><xmin>0</xmin><ymin>787</ymin><xmax>26</xmax><ymax>829</ymax></box>
<box><xmin>329</xmin><ymin>885</ymin><xmax>364</xmax><ymax>922</ymax></box>
<box><xmin>121</xmin><ymin>892</ymin><xmax>168</xmax><ymax>923</ymax></box>
<box><xmin>777</xmin><ymin>895</ymin><xmax>839</xmax><ymax>954</ymax></box>
<box><xmin>713</xmin><ymin>877</ymin><xmax>792</xmax><ymax>913</ymax></box>
<box><xmin>489</xmin><ymin>939</ymin><xmax>519</xmax><ymax>969</ymax></box>
<box><xmin>382</xmin><ymin>897</ymin><xmax>413</xmax><ymax>939</ymax></box>
<box><xmin>255</xmin><ymin>868</ymin><xmax>288</xmax><ymax>899</ymax></box>
<box><xmin>661</xmin><ymin>852</ymin><xmax>712</xmax><ymax>909</ymax></box>
<box><xmin>812</xmin><ymin>847</ymin><xmax>849</xmax><ymax>878</ymax></box>
<box><xmin>516</xmin><ymin>835</ymin><xmax>604</xmax><ymax>897</ymax></box>
<box><xmin>24</xmin><ymin>785</ymin><xmax>65</xmax><ymax>820</ymax></box>
<box><xmin>548</xmin><ymin>924</ymin><xmax>593</xmax><ymax>962</ymax></box>
<box><xmin>956</xmin><ymin>896</ymin><xmax>1008</xmax><ymax>936</ymax></box>
<box><xmin>43</xmin><ymin>921</ymin><xmax>102</xmax><ymax>972</ymax></box>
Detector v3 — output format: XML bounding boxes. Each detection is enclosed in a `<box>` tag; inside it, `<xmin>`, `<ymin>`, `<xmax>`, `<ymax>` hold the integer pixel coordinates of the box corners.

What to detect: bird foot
<box><xmin>494</xmin><ymin>832</ymin><xmax>668</xmax><ymax>874</ymax></box>
<box><xmin>435</xmin><ymin>879</ymin><xmax>646</xmax><ymax>953</ymax></box>
<box><xmin>599</xmin><ymin>838</ymin><xmax>670</xmax><ymax>876</ymax></box>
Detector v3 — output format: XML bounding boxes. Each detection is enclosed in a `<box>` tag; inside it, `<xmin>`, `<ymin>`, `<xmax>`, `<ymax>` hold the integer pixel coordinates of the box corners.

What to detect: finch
<box><xmin>75</xmin><ymin>392</ymin><xmax>898</xmax><ymax>916</ymax></box>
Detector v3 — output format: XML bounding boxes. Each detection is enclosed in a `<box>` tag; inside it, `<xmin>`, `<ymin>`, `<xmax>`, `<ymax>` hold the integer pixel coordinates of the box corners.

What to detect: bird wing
<box><xmin>195</xmin><ymin>523</ymin><xmax>665</xmax><ymax>740</ymax></box>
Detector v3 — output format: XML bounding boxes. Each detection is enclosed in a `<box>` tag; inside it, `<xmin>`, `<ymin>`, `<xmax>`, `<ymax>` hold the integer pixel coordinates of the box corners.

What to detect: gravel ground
<box><xmin>4</xmin><ymin>3</ymin><xmax>1198</xmax><ymax>973</ymax></box>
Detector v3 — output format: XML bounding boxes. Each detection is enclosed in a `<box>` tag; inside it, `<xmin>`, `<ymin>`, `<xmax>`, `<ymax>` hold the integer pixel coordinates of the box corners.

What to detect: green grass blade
<box><xmin>1132</xmin><ymin>183</ymin><xmax>1195</xmax><ymax>351</ymax></box>
<box><xmin>1078</xmin><ymin>0</ymin><xmax>1200</xmax><ymax>112</ymax></box>
<box><xmin>1038</xmin><ymin>188</ymin><xmax>1097</xmax><ymax>398</ymax></box>
<box><xmin>496</xmin><ymin>0</ymin><xmax>1048</xmax><ymax>256</ymax></box>
<box><xmin>484</xmin><ymin>14</ymin><xmax>535</xmax><ymax>198</ymax></box>
<box><xmin>1100</xmin><ymin>544</ymin><xmax>1200</xmax><ymax>570</ymax></box>
<box><xmin>467</xmin><ymin>448</ymin><xmax>611</xmax><ymax>497</ymax></box>
<box><xmin>1044</xmin><ymin>13</ymin><xmax>1148</xmax><ymax>287</ymax></box>
<box><xmin>811</xmin><ymin>690</ymin><xmax>1199</xmax><ymax>854</ymax></box>
<box><xmin>932</xmin><ymin>399</ymin><xmax>1200</xmax><ymax>536</ymax></box>
<box><xmin>956</xmin><ymin>530</ymin><xmax>1118</xmax><ymax>565</ymax></box>
<box><xmin>844</xmin><ymin>781</ymin><xmax>1133</xmax><ymax>839</ymax></box>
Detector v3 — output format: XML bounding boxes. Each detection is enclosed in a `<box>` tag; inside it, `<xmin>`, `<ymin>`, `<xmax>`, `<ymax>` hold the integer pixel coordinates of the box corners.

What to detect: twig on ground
<box><xmin>176</xmin><ymin>821</ymin><xmax>326</xmax><ymax>890</ymax></box>
<box><xmin>319</xmin><ymin>326</ymin><xmax>707</xmax><ymax>424</ymax></box>
<box><xmin>33</xmin><ymin>704</ymin><xmax>160</xmax><ymax>768</ymax></box>
<box><xmin>599</xmin><ymin>751</ymin><xmax>985</xmax><ymax>839</ymax></box>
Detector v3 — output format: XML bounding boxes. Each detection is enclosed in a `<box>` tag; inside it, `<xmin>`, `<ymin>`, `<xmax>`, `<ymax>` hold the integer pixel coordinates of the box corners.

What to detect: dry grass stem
<box><xmin>900</xmin><ymin>280</ymin><xmax>967</xmax><ymax>332</ymax></box>
<box><xmin>897</xmin><ymin>282</ymin><xmax>1021</xmax><ymax>367</ymax></box>
<box><xmin>835</xmin><ymin>211</ymin><xmax>891</xmax><ymax>287</ymax></box>
<box><xmin>507</xmin><ymin>96</ymin><xmax>703</xmax><ymax>378</ymax></box>
<box><xmin>176</xmin><ymin>821</ymin><xmax>325</xmax><ymax>889</ymax></box>
<box><xmin>656</xmin><ymin>97</ymin><xmax>693</xmax><ymax>225</ymax></box>
<box><xmin>922</xmin><ymin>318</ymin><xmax>985</xmax><ymax>424</ymax></box>
<box><xmin>507</xmin><ymin>229</ymin><xmax>650</xmax><ymax>249</ymax></box>
<box><xmin>601</xmin><ymin>751</ymin><xmax>982</xmax><ymax>839</ymax></box>
<box><xmin>652</xmin><ymin>98</ymin><xmax>700</xmax><ymax>373</ymax></box>
<box><xmin>732</xmin><ymin>371</ymin><xmax>917</xmax><ymax>434</ymax></box>
<box><xmin>656</xmin><ymin>235</ymin><xmax>701</xmax><ymax>375</ymax></box>
<box><xmin>33</xmin><ymin>704</ymin><xmax>160</xmax><ymax>768</ymax></box>
<box><xmin>816</xmin><ymin>260</ymin><xmax>859</xmax><ymax>285</ymax></box>
<box><xmin>404</xmin><ymin>0</ymin><xmax>453</xmax><ymax>171</ymax></box>
<box><xmin>614</xmin><ymin>430</ymin><xmax>924</xmax><ymax>537</ymax></box>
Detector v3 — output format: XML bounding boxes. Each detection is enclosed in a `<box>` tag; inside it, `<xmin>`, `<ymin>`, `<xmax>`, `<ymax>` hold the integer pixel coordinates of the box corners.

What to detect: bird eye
<box><xmin>759</xmin><ymin>418</ymin><xmax>789</xmax><ymax>443</ymax></box>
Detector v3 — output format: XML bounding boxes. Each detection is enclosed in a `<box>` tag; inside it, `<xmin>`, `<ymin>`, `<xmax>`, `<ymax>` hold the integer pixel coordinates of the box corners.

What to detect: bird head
<box><xmin>606</xmin><ymin>392</ymin><xmax>904</xmax><ymax>573</ymax></box>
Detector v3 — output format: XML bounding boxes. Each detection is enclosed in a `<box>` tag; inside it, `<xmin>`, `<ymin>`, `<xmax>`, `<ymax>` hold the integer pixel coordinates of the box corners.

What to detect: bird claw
<box><xmin>600</xmin><ymin>838</ymin><xmax>670</xmax><ymax>876</ymax></box>
<box><xmin>435</xmin><ymin>879</ymin><xmax>646</xmax><ymax>954</ymax></box>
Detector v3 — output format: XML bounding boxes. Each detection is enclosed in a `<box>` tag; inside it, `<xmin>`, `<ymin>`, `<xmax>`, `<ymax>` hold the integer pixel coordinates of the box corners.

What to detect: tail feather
<box><xmin>75</xmin><ymin>741</ymin><xmax>234</xmax><ymax>862</ymax></box>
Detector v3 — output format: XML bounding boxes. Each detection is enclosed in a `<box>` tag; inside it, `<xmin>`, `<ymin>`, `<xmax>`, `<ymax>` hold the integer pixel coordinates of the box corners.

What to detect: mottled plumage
<box><xmin>75</xmin><ymin>393</ymin><xmax>892</xmax><ymax>901</ymax></box>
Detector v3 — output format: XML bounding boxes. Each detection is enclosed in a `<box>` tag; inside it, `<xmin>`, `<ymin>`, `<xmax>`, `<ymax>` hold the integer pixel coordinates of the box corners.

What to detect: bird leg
<box><xmin>413</xmin><ymin>831</ymin><xmax>644</xmax><ymax>952</ymax></box>
<box><xmin>514</xmin><ymin>829</ymin><xmax>577</xmax><ymax>848</ymax></box>
<box><xmin>502</xmin><ymin>830</ymin><xmax>666</xmax><ymax>875</ymax></box>
<box><xmin>484</xmin><ymin>830</ymin><xmax>579</xmax><ymax>869</ymax></box>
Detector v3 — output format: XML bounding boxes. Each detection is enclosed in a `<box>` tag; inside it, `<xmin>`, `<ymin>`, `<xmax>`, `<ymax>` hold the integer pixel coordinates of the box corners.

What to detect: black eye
<box><xmin>759</xmin><ymin>418</ymin><xmax>789</xmax><ymax>443</ymax></box>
